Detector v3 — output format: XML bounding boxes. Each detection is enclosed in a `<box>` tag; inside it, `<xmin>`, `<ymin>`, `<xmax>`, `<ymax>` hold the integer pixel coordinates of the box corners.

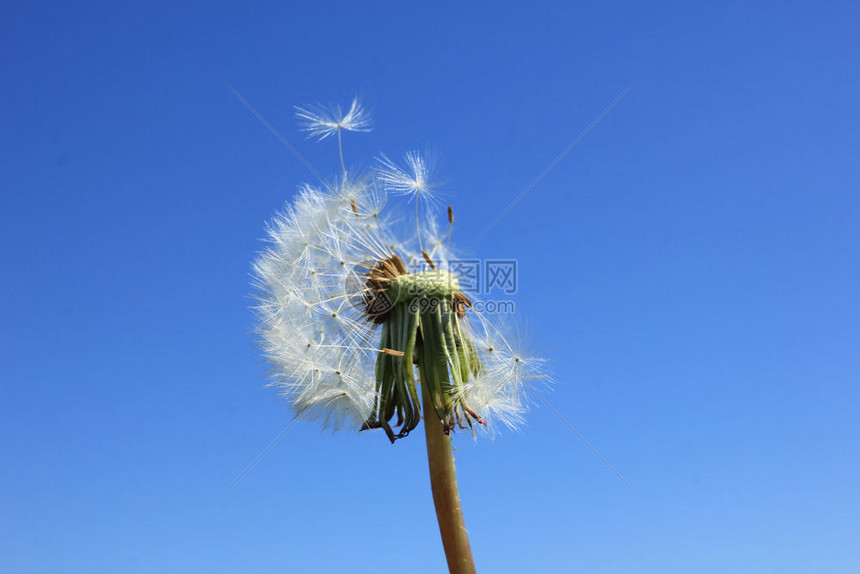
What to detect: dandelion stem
<box><xmin>421</xmin><ymin>364</ymin><xmax>477</xmax><ymax>574</ymax></box>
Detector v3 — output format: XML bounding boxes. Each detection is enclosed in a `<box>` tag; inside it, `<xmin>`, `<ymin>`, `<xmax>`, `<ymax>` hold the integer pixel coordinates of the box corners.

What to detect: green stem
<box><xmin>421</xmin><ymin>369</ymin><xmax>477</xmax><ymax>574</ymax></box>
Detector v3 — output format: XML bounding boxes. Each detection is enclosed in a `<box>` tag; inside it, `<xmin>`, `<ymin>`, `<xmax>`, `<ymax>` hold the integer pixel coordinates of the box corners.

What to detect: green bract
<box><xmin>362</xmin><ymin>270</ymin><xmax>485</xmax><ymax>442</ymax></box>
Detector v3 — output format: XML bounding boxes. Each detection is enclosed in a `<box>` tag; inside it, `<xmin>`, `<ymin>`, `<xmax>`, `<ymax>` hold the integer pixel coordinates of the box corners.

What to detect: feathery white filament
<box><xmin>376</xmin><ymin>151</ymin><xmax>437</xmax><ymax>204</ymax></box>
<box><xmin>295</xmin><ymin>98</ymin><xmax>372</xmax><ymax>142</ymax></box>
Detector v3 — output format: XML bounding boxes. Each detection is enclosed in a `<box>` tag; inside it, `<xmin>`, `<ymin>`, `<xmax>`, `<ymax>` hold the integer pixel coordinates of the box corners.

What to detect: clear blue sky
<box><xmin>2</xmin><ymin>2</ymin><xmax>858</xmax><ymax>572</ymax></box>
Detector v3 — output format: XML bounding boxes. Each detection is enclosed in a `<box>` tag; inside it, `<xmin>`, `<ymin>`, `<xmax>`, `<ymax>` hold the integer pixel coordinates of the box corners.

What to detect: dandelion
<box><xmin>378</xmin><ymin>151</ymin><xmax>441</xmax><ymax>254</ymax></box>
<box><xmin>377</xmin><ymin>151</ymin><xmax>437</xmax><ymax>203</ymax></box>
<box><xmin>296</xmin><ymin>97</ymin><xmax>372</xmax><ymax>177</ymax></box>
<box><xmin>295</xmin><ymin>97</ymin><xmax>372</xmax><ymax>141</ymax></box>
<box><xmin>254</xmin><ymin>99</ymin><xmax>546</xmax><ymax>573</ymax></box>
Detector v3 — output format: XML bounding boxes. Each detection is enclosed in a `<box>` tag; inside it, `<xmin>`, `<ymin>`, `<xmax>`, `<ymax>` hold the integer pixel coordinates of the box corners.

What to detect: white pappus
<box><xmin>253</xmin><ymin>99</ymin><xmax>546</xmax><ymax>441</ymax></box>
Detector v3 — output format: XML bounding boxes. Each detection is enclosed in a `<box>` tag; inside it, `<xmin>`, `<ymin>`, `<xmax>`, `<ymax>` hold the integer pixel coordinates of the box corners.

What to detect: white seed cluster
<box><xmin>252</xmin><ymin>100</ymin><xmax>546</xmax><ymax>437</ymax></box>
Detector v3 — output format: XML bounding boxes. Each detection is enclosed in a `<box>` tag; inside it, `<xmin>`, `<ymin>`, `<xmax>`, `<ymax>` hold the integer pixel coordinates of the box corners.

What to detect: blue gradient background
<box><xmin>2</xmin><ymin>2</ymin><xmax>858</xmax><ymax>572</ymax></box>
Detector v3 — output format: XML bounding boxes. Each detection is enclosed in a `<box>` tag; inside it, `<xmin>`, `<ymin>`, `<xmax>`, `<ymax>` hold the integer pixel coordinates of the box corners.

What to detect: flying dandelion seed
<box><xmin>253</xmin><ymin>98</ymin><xmax>548</xmax><ymax>573</ymax></box>
<box><xmin>294</xmin><ymin>98</ymin><xmax>372</xmax><ymax>141</ymax></box>
<box><xmin>377</xmin><ymin>151</ymin><xmax>437</xmax><ymax>203</ymax></box>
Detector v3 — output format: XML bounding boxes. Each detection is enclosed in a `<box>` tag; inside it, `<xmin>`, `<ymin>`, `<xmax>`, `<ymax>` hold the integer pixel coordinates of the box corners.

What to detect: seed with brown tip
<box><xmin>422</xmin><ymin>250</ymin><xmax>436</xmax><ymax>270</ymax></box>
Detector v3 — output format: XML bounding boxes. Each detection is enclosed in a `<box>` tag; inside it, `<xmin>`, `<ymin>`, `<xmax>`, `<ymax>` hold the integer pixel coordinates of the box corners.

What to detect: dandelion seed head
<box><xmin>254</xmin><ymin>102</ymin><xmax>546</xmax><ymax>440</ymax></box>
